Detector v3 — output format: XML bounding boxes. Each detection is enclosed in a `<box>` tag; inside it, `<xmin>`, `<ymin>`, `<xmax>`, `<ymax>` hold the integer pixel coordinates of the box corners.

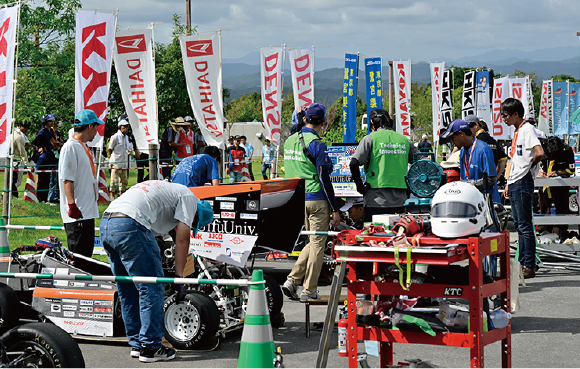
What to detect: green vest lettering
<box><xmin>365</xmin><ymin>129</ymin><xmax>409</xmax><ymax>189</ymax></box>
<box><xmin>283</xmin><ymin>132</ymin><xmax>322</xmax><ymax>194</ymax></box>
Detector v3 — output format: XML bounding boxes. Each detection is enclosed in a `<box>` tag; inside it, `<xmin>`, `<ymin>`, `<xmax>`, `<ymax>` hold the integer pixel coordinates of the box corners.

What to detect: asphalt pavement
<box><xmin>77</xmin><ymin>233</ymin><xmax>580</xmax><ymax>368</ymax></box>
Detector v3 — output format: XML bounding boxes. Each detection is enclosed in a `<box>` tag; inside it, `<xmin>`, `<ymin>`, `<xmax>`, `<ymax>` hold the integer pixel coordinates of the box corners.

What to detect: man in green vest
<box><xmin>349</xmin><ymin>109</ymin><xmax>414</xmax><ymax>221</ymax></box>
<box><xmin>282</xmin><ymin>103</ymin><xmax>340</xmax><ymax>302</ymax></box>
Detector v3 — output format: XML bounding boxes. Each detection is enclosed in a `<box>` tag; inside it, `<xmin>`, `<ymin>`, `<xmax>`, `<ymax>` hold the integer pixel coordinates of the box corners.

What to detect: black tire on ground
<box><xmin>263</xmin><ymin>274</ymin><xmax>283</xmax><ymax>317</ymax></box>
<box><xmin>0</xmin><ymin>282</ymin><xmax>20</xmax><ymax>334</ymax></box>
<box><xmin>0</xmin><ymin>322</ymin><xmax>85</xmax><ymax>368</ymax></box>
<box><xmin>164</xmin><ymin>292</ymin><xmax>220</xmax><ymax>350</ymax></box>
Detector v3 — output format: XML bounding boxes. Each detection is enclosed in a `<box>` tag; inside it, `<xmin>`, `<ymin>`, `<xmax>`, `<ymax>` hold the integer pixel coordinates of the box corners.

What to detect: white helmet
<box><xmin>431</xmin><ymin>181</ymin><xmax>486</xmax><ymax>238</ymax></box>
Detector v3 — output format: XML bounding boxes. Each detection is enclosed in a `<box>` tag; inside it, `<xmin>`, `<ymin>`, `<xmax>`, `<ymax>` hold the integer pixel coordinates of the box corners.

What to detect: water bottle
<box><xmin>489</xmin><ymin>308</ymin><xmax>511</xmax><ymax>329</ymax></box>
<box><xmin>550</xmin><ymin>203</ymin><xmax>556</xmax><ymax>215</ymax></box>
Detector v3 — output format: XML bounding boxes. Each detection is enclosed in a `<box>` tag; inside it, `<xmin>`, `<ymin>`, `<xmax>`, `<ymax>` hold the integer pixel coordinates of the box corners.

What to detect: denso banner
<box><xmin>260</xmin><ymin>47</ymin><xmax>284</xmax><ymax>146</ymax></box>
<box><xmin>430</xmin><ymin>62</ymin><xmax>444</xmax><ymax>141</ymax></box>
<box><xmin>288</xmin><ymin>48</ymin><xmax>314</xmax><ymax>109</ymax></box>
<box><xmin>180</xmin><ymin>32</ymin><xmax>225</xmax><ymax>148</ymax></box>
<box><xmin>538</xmin><ymin>80</ymin><xmax>553</xmax><ymax>136</ymax></box>
<box><xmin>113</xmin><ymin>27</ymin><xmax>158</xmax><ymax>154</ymax></box>
<box><xmin>393</xmin><ymin>60</ymin><xmax>411</xmax><ymax>137</ymax></box>
<box><xmin>342</xmin><ymin>53</ymin><xmax>358</xmax><ymax>143</ymax></box>
<box><xmin>0</xmin><ymin>5</ymin><xmax>17</xmax><ymax>157</ymax></box>
<box><xmin>75</xmin><ymin>10</ymin><xmax>116</xmax><ymax>148</ymax></box>
<box><xmin>492</xmin><ymin>77</ymin><xmax>510</xmax><ymax>139</ymax></box>
<box><xmin>365</xmin><ymin>57</ymin><xmax>382</xmax><ymax>132</ymax></box>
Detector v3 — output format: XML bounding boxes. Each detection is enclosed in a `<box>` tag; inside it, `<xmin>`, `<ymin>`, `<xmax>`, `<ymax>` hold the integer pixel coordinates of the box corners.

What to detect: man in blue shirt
<box><xmin>240</xmin><ymin>135</ymin><xmax>254</xmax><ymax>180</ymax></box>
<box><xmin>261</xmin><ymin>138</ymin><xmax>276</xmax><ymax>179</ymax></box>
<box><xmin>441</xmin><ymin>119</ymin><xmax>501</xmax><ymax>229</ymax></box>
<box><xmin>170</xmin><ymin>146</ymin><xmax>220</xmax><ymax>187</ymax></box>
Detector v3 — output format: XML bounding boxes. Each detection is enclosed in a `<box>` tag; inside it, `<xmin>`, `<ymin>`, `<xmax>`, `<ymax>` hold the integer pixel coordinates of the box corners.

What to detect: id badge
<box><xmin>186</xmin><ymin>145</ymin><xmax>191</xmax><ymax>154</ymax></box>
<box><xmin>234</xmin><ymin>159</ymin><xmax>239</xmax><ymax>165</ymax></box>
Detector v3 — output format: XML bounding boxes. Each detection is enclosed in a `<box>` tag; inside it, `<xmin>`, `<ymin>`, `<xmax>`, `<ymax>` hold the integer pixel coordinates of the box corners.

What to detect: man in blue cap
<box><xmin>282</xmin><ymin>103</ymin><xmax>340</xmax><ymax>302</ymax></box>
<box><xmin>58</xmin><ymin>109</ymin><xmax>103</xmax><ymax>257</ymax></box>
<box><xmin>100</xmin><ymin>180</ymin><xmax>214</xmax><ymax>363</ymax></box>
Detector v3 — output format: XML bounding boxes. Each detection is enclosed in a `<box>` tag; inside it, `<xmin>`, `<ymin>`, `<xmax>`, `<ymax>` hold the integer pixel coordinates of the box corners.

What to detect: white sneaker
<box><xmin>300</xmin><ymin>290</ymin><xmax>321</xmax><ymax>302</ymax></box>
<box><xmin>282</xmin><ymin>279</ymin><xmax>299</xmax><ymax>300</ymax></box>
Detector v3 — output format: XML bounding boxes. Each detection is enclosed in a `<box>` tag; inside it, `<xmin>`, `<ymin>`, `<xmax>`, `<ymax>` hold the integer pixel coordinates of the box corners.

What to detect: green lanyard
<box><xmin>394</xmin><ymin>247</ymin><xmax>413</xmax><ymax>291</ymax></box>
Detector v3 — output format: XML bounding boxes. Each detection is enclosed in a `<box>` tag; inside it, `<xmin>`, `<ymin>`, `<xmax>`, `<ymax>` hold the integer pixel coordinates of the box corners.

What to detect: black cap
<box><xmin>228</xmin><ymin>136</ymin><xmax>234</xmax><ymax>140</ymax></box>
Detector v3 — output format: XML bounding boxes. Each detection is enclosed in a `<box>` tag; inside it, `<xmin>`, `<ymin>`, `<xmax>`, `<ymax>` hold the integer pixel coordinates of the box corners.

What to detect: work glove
<box><xmin>68</xmin><ymin>203</ymin><xmax>83</xmax><ymax>219</ymax></box>
<box><xmin>356</xmin><ymin>183</ymin><xmax>371</xmax><ymax>196</ymax></box>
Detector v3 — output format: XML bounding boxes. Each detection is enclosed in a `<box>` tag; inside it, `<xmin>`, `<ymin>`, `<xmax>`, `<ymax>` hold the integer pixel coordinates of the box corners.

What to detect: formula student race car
<box><xmin>0</xmin><ymin>178</ymin><xmax>305</xmax><ymax>350</ymax></box>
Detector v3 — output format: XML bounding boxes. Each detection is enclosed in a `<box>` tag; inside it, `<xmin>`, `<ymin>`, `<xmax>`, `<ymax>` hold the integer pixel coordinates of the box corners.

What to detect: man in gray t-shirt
<box><xmin>100</xmin><ymin>180</ymin><xmax>214</xmax><ymax>362</ymax></box>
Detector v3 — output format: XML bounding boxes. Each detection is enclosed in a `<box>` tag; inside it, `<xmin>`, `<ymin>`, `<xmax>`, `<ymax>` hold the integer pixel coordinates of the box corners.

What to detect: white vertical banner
<box><xmin>113</xmin><ymin>27</ymin><xmax>157</xmax><ymax>153</ymax></box>
<box><xmin>180</xmin><ymin>32</ymin><xmax>225</xmax><ymax>148</ymax></box>
<box><xmin>430</xmin><ymin>62</ymin><xmax>444</xmax><ymax>141</ymax></box>
<box><xmin>475</xmin><ymin>71</ymin><xmax>492</xmax><ymax>124</ymax></box>
<box><xmin>509</xmin><ymin>77</ymin><xmax>529</xmax><ymax>118</ymax></box>
<box><xmin>538</xmin><ymin>80</ymin><xmax>553</xmax><ymax>136</ymax></box>
<box><xmin>260</xmin><ymin>47</ymin><xmax>284</xmax><ymax>146</ymax></box>
<box><xmin>0</xmin><ymin>5</ymin><xmax>18</xmax><ymax>157</ymax></box>
<box><xmin>75</xmin><ymin>10</ymin><xmax>116</xmax><ymax>148</ymax></box>
<box><xmin>289</xmin><ymin>48</ymin><xmax>314</xmax><ymax>109</ymax></box>
<box><xmin>461</xmin><ymin>70</ymin><xmax>476</xmax><ymax>118</ymax></box>
<box><xmin>393</xmin><ymin>60</ymin><xmax>411</xmax><ymax>137</ymax></box>
<box><xmin>492</xmin><ymin>77</ymin><xmax>510</xmax><ymax>139</ymax></box>
<box><xmin>526</xmin><ymin>76</ymin><xmax>535</xmax><ymax>119</ymax></box>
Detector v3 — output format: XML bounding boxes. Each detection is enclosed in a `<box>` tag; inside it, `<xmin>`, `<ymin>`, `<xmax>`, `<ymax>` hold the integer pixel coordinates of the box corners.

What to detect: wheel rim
<box><xmin>5</xmin><ymin>342</ymin><xmax>57</xmax><ymax>368</ymax></box>
<box><xmin>165</xmin><ymin>301</ymin><xmax>201</xmax><ymax>342</ymax></box>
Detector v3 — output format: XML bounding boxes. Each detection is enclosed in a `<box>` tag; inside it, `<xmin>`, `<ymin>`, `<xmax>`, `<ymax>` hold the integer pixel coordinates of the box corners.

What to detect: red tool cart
<box><xmin>333</xmin><ymin>231</ymin><xmax>511</xmax><ymax>368</ymax></box>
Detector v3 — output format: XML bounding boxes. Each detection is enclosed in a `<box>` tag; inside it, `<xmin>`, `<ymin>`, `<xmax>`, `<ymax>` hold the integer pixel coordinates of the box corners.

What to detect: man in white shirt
<box><xmin>502</xmin><ymin>98</ymin><xmax>544</xmax><ymax>279</ymax></box>
<box><xmin>58</xmin><ymin>109</ymin><xmax>103</xmax><ymax>257</ymax></box>
<box><xmin>10</xmin><ymin>122</ymin><xmax>33</xmax><ymax>198</ymax></box>
<box><xmin>108</xmin><ymin>119</ymin><xmax>130</xmax><ymax>199</ymax></box>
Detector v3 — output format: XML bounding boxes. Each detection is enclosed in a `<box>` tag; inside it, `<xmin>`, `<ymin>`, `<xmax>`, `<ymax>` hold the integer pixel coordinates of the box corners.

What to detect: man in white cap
<box><xmin>108</xmin><ymin>119</ymin><xmax>131</xmax><ymax>199</ymax></box>
<box><xmin>58</xmin><ymin>109</ymin><xmax>104</xmax><ymax>257</ymax></box>
<box><xmin>417</xmin><ymin>133</ymin><xmax>433</xmax><ymax>153</ymax></box>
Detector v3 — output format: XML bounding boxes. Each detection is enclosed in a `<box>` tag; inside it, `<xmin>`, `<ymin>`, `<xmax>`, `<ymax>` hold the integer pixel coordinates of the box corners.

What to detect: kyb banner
<box><xmin>461</xmin><ymin>70</ymin><xmax>476</xmax><ymax>118</ymax></box>
<box><xmin>492</xmin><ymin>77</ymin><xmax>510</xmax><ymax>139</ymax></box>
<box><xmin>288</xmin><ymin>48</ymin><xmax>314</xmax><ymax>109</ymax></box>
<box><xmin>430</xmin><ymin>62</ymin><xmax>444</xmax><ymax>141</ymax></box>
<box><xmin>75</xmin><ymin>10</ymin><xmax>116</xmax><ymax>148</ymax></box>
<box><xmin>393</xmin><ymin>60</ymin><xmax>411</xmax><ymax>137</ymax></box>
<box><xmin>342</xmin><ymin>53</ymin><xmax>358</xmax><ymax>143</ymax></box>
<box><xmin>180</xmin><ymin>32</ymin><xmax>225</xmax><ymax>148</ymax></box>
<box><xmin>365</xmin><ymin>57</ymin><xmax>382</xmax><ymax>132</ymax></box>
<box><xmin>114</xmin><ymin>27</ymin><xmax>158</xmax><ymax>153</ymax></box>
<box><xmin>475</xmin><ymin>70</ymin><xmax>491</xmax><ymax>124</ymax></box>
<box><xmin>538</xmin><ymin>80</ymin><xmax>553</xmax><ymax>136</ymax></box>
<box><xmin>260</xmin><ymin>47</ymin><xmax>284</xmax><ymax>146</ymax></box>
<box><xmin>0</xmin><ymin>5</ymin><xmax>18</xmax><ymax>158</ymax></box>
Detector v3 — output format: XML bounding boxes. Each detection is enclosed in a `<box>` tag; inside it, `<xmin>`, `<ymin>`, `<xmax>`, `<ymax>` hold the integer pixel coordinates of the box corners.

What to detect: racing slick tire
<box><xmin>263</xmin><ymin>274</ymin><xmax>283</xmax><ymax>317</ymax></box>
<box><xmin>164</xmin><ymin>292</ymin><xmax>220</xmax><ymax>350</ymax></box>
<box><xmin>0</xmin><ymin>282</ymin><xmax>20</xmax><ymax>334</ymax></box>
<box><xmin>0</xmin><ymin>322</ymin><xmax>85</xmax><ymax>368</ymax></box>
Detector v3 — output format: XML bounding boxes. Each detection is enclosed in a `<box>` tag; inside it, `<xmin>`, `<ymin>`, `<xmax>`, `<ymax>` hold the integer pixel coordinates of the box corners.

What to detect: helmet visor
<box><xmin>432</xmin><ymin>202</ymin><xmax>477</xmax><ymax>218</ymax></box>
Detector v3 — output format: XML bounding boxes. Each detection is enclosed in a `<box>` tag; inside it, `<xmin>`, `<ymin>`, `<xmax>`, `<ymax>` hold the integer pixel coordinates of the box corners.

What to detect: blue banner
<box><xmin>365</xmin><ymin>57</ymin><xmax>382</xmax><ymax>133</ymax></box>
<box><xmin>553</xmin><ymin>81</ymin><xmax>567</xmax><ymax>136</ymax></box>
<box><xmin>568</xmin><ymin>83</ymin><xmax>580</xmax><ymax>134</ymax></box>
<box><xmin>342</xmin><ymin>53</ymin><xmax>358</xmax><ymax>143</ymax></box>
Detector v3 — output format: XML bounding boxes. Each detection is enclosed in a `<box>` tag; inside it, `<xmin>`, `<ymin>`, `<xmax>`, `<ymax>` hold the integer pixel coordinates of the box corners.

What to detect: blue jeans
<box><xmin>261</xmin><ymin>163</ymin><xmax>272</xmax><ymax>180</ymax></box>
<box><xmin>229</xmin><ymin>170</ymin><xmax>241</xmax><ymax>183</ymax></box>
<box><xmin>100</xmin><ymin>217</ymin><xmax>165</xmax><ymax>350</ymax></box>
<box><xmin>508</xmin><ymin>173</ymin><xmax>536</xmax><ymax>269</ymax></box>
<box><xmin>48</xmin><ymin>171</ymin><xmax>59</xmax><ymax>202</ymax></box>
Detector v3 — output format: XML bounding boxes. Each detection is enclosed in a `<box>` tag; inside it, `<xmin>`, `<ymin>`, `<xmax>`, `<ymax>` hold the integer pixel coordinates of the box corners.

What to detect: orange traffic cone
<box><xmin>241</xmin><ymin>163</ymin><xmax>251</xmax><ymax>182</ymax></box>
<box><xmin>97</xmin><ymin>169</ymin><xmax>110</xmax><ymax>203</ymax></box>
<box><xmin>23</xmin><ymin>171</ymin><xmax>38</xmax><ymax>203</ymax></box>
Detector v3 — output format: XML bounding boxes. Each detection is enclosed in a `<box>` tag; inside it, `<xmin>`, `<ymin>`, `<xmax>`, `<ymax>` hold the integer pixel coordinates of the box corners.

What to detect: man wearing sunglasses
<box><xmin>501</xmin><ymin>98</ymin><xmax>544</xmax><ymax>279</ymax></box>
<box><xmin>58</xmin><ymin>109</ymin><xmax>103</xmax><ymax>258</ymax></box>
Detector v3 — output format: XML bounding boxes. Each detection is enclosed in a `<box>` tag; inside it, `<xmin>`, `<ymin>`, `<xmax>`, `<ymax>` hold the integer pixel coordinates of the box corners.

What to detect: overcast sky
<box><xmin>78</xmin><ymin>0</ymin><xmax>580</xmax><ymax>63</ymax></box>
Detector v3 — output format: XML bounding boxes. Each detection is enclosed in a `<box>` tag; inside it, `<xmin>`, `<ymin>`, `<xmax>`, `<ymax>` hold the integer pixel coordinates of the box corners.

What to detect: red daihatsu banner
<box><xmin>180</xmin><ymin>32</ymin><xmax>225</xmax><ymax>148</ymax></box>
<box><xmin>0</xmin><ymin>5</ymin><xmax>18</xmax><ymax>157</ymax></box>
<box><xmin>113</xmin><ymin>27</ymin><xmax>158</xmax><ymax>154</ymax></box>
<box><xmin>75</xmin><ymin>10</ymin><xmax>116</xmax><ymax>148</ymax></box>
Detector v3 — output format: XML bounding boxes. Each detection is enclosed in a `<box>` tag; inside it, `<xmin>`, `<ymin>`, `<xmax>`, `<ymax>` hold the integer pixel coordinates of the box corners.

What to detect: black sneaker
<box><xmin>139</xmin><ymin>345</ymin><xmax>176</xmax><ymax>363</ymax></box>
